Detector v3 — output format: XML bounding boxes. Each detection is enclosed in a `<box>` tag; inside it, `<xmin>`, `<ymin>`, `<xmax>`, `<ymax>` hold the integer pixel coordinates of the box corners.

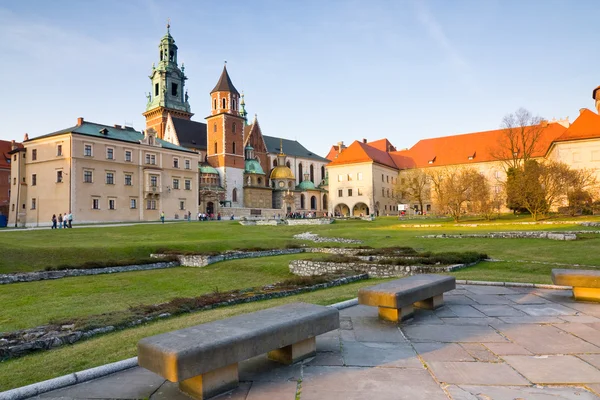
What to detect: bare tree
<box><xmin>428</xmin><ymin>167</ymin><xmax>488</xmax><ymax>222</ymax></box>
<box><xmin>492</xmin><ymin>108</ymin><xmax>545</xmax><ymax>171</ymax></box>
<box><xmin>395</xmin><ymin>169</ymin><xmax>430</xmax><ymax>212</ymax></box>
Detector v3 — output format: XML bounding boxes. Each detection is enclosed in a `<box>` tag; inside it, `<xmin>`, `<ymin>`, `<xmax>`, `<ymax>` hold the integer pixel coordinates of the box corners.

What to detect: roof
<box><xmin>326</xmin><ymin>145</ymin><xmax>341</xmax><ymax>161</ymax></box>
<box><xmin>397</xmin><ymin>122</ymin><xmax>567</xmax><ymax>168</ymax></box>
<box><xmin>367</xmin><ymin>138</ymin><xmax>396</xmax><ymax>153</ymax></box>
<box><xmin>263</xmin><ymin>135</ymin><xmax>329</xmax><ymax>162</ymax></box>
<box><xmin>211</xmin><ymin>66</ymin><xmax>239</xmax><ymax>95</ymax></box>
<box><xmin>0</xmin><ymin>140</ymin><xmax>20</xmax><ymax>169</ymax></box>
<box><xmin>245</xmin><ymin>159</ymin><xmax>265</xmax><ymax>175</ymax></box>
<box><xmin>199</xmin><ymin>163</ymin><xmax>219</xmax><ymax>174</ymax></box>
<box><xmin>270</xmin><ymin>165</ymin><xmax>295</xmax><ymax>180</ymax></box>
<box><xmin>554</xmin><ymin>109</ymin><xmax>600</xmax><ymax>143</ymax></box>
<box><xmin>171</xmin><ymin>118</ymin><xmax>207</xmax><ymax>150</ymax></box>
<box><xmin>328</xmin><ymin>140</ymin><xmax>399</xmax><ymax>169</ymax></box>
<box><xmin>29</xmin><ymin>120</ymin><xmax>196</xmax><ymax>154</ymax></box>
<box><xmin>297</xmin><ymin>180</ymin><xmax>316</xmax><ymax>190</ymax></box>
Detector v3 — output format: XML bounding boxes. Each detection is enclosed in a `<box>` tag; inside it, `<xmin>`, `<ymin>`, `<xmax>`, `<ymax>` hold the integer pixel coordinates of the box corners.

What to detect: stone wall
<box><xmin>420</xmin><ymin>231</ymin><xmax>600</xmax><ymax>240</ymax></box>
<box><xmin>153</xmin><ymin>248</ymin><xmax>306</xmax><ymax>267</ymax></box>
<box><xmin>289</xmin><ymin>260</ymin><xmax>470</xmax><ymax>278</ymax></box>
<box><xmin>293</xmin><ymin>232</ymin><xmax>363</xmax><ymax>244</ymax></box>
<box><xmin>286</xmin><ymin>218</ymin><xmax>334</xmax><ymax>226</ymax></box>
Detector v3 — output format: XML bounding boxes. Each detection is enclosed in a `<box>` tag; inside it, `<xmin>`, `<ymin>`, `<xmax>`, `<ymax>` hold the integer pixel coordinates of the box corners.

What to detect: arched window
<box><xmin>273</xmin><ymin>159</ymin><xmax>277</xmax><ymax>167</ymax></box>
<box><xmin>213</xmin><ymin>99</ymin><xmax>217</xmax><ymax>110</ymax></box>
<box><xmin>214</xmin><ymin>142</ymin><xmax>218</xmax><ymax>154</ymax></box>
<box><xmin>232</xmin><ymin>188</ymin><xmax>237</xmax><ymax>202</ymax></box>
<box><xmin>232</xmin><ymin>99</ymin><xmax>236</xmax><ymax>110</ymax></box>
<box><xmin>272</xmin><ymin>181</ymin><xmax>275</xmax><ymax>188</ymax></box>
<box><xmin>232</xmin><ymin>123</ymin><xmax>236</xmax><ymax>133</ymax></box>
<box><xmin>298</xmin><ymin>163</ymin><xmax>303</xmax><ymax>181</ymax></box>
<box><xmin>323</xmin><ymin>194</ymin><xmax>328</xmax><ymax>209</ymax></box>
<box><xmin>321</xmin><ymin>166</ymin><xmax>325</xmax><ymax>182</ymax></box>
<box><xmin>288</xmin><ymin>181</ymin><xmax>293</xmax><ymax>188</ymax></box>
<box><xmin>300</xmin><ymin>194</ymin><xmax>305</xmax><ymax>209</ymax></box>
<box><xmin>222</xmin><ymin>98</ymin><xmax>226</xmax><ymax>109</ymax></box>
<box><xmin>286</xmin><ymin>161</ymin><xmax>291</xmax><ymax>168</ymax></box>
<box><xmin>213</xmin><ymin>123</ymin><xmax>217</xmax><ymax>133</ymax></box>
<box><xmin>310</xmin><ymin>196</ymin><xmax>317</xmax><ymax>210</ymax></box>
<box><xmin>257</xmin><ymin>177</ymin><xmax>262</xmax><ymax>185</ymax></box>
<box><xmin>232</xmin><ymin>142</ymin><xmax>236</xmax><ymax>154</ymax></box>
<box><xmin>169</xmin><ymin>50</ymin><xmax>174</xmax><ymax>62</ymax></box>
<box><xmin>159</xmin><ymin>50</ymin><xmax>163</xmax><ymax>61</ymax></box>
<box><xmin>309</xmin><ymin>164</ymin><xmax>314</xmax><ymax>183</ymax></box>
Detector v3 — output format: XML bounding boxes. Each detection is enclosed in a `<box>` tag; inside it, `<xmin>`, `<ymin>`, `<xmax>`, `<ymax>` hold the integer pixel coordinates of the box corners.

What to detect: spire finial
<box><xmin>280</xmin><ymin>138</ymin><xmax>284</xmax><ymax>154</ymax></box>
<box><xmin>167</xmin><ymin>18</ymin><xmax>171</xmax><ymax>31</ymax></box>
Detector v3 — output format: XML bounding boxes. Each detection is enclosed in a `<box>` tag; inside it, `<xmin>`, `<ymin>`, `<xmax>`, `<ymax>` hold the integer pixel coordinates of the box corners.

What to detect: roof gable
<box><xmin>244</xmin><ymin>120</ymin><xmax>268</xmax><ymax>154</ymax></box>
<box><xmin>367</xmin><ymin>138</ymin><xmax>396</xmax><ymax>152</ymax></box>
<box><xmin>554</xmin><ymin>109</ymin><xmax>600</xmax><ymax>143</ymax></box>
<box><xmin>170</xmin><ymin>117</ymin><xmax>207</xmax><ymax>150</ymax></box>
<box><xmin>328</xmin><ymin>141</ymin><xmax>398</xmax><ymax>169</ymax></box>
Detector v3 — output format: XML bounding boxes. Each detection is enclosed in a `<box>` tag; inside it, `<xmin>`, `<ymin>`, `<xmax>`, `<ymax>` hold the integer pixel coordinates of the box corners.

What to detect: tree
<box><xmin>428</xmin><ymin>167</ymin><xmax>489</xmax><ymax>222</ymax></box>
<box><xmin>395</xmin><ymin>169</ymin><xmax>430</xmax><ymax>212</ymax></box>
<box><xmin>492</xmin><ymin>108</ymin><xmax>545</xmax><ymax>171</ymax></box>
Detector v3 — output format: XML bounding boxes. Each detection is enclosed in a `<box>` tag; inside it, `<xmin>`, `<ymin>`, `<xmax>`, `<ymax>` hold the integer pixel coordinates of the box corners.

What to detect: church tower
<box><xmin>143</xmin><ymin>23</ymin><xmax>192</xmax><ymax>139</ymax></box>
<box><xmin>206</xmin><ymin>65</ymin><xmax>246</xmax><ymax>206</ymax></box>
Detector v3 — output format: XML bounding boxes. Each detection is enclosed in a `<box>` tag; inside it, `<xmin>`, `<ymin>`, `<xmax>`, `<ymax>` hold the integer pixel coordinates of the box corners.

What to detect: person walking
<box><xmin>63</xmin><ymin>213</ymin><xmax>68</xmax><ymax>228</ymax></box>
<box><xmin>67</xmin><ymin>212</ymin><xmax>73</xmax><ymax>228</ymax></box>
<box><xmin>51</xmin><ymin>214</ymin><xmax>57</xmax><ymax>229</ymax></box>
<box><xmin>188</xmin><ymin>211</ymin><xmax>191</xmax><ymax>222</ymax></box>
<box><xmin>160</xmin><ymin>211</ymin><xmax>165</xmax><ymax>224</ymax></box>
<box><xmin>57</xmin><ymin>213</ymin><xmax>63</xmax><ymax>229</ymax></box>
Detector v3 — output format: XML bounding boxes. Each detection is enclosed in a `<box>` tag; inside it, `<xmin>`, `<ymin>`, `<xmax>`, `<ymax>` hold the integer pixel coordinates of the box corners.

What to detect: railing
<box><xmin>144</xmin><ymin>185</ymin><xmax>162</xmax><ymax>193</ymax></box>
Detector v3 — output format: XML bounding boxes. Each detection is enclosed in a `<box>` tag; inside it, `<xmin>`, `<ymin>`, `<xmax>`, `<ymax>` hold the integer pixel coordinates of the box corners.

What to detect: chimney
<box><xmin>77</xmin><ymin>117</ymin><xmax>84</xmax><ymax>126</ymax></box>
<box><xmin>540</xmin><ymin>120</ymin><xmax>549</xmax><ymax>128</ymax></box>
<box><xmin>11</xmin><ymin>140</ymin><xmax>16</xmax><ymax>150</ymax></box>
<box><xmin>580</xmin><ymin>108</ymin><xmax>587</xmax><ymax>116</ymax></box>
<box><xmin>114</xmin><ymin>124</ymin><xmax>122</xmax><ymax>129</ymax></box>
<box><xmin>23</xmin><ymin>133</ymin><xmax>29</xmax><ymax>141</ymax></box>
<box><xmin>362</xmin><ymin>138</ymin><xmax>367</xmax><ymax>143</ymax></box>
<box><xmin>337</xmin><ymin>141</ymin><xmax>344</xmax><ymax>154</ymax></box>
<box><xmin>593</xmin><ymin>86</ymin><xmax>600</xmax><ymax>114</ymax></box>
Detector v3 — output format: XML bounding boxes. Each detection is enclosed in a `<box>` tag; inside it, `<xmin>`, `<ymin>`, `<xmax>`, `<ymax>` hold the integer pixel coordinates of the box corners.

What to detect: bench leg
<box><xmin>415</xmin><ymin>294</ymin><xmax>444</xmax><ymax>310</ymax></box>
<box><xmin>179</xmin><ymin>363</ymin><xmax>239</xmax><ymax>400</ymax></box>
<box><xmin>573</xmin><ymin>287</ymin><xmax>600</xmax><ymax>302</ymax></box>
<box><xmin>378</xmin><ymin>305</ymin><xmax>414</xmax><ymax>322</ymax></box>
<box><xmin>268</xmin><ymin>337</ymin><xmax>316</xmax><ymax>364</ymax></box>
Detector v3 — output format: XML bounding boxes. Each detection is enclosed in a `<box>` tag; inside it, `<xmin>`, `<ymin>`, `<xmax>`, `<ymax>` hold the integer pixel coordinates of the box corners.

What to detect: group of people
<box><xmin>51</xmin><ymin>212</ymin><xmax>73</xmax><ymax>229</ymax></box>
<box><xmin>197</xmin><ymin>212</ymin><xmax>221</xmax><ymax>221</ymax></box>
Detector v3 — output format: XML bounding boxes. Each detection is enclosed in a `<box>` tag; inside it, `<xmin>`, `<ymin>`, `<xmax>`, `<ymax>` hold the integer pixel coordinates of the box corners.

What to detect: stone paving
<box><xmin>30</xmin><ymin>284</ymin><xmax>600</xmax><ymax>399</ymax></box>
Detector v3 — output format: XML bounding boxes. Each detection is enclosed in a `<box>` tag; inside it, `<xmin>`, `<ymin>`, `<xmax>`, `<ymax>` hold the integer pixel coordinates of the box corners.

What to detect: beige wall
<box><xmin>548</xmin><ymin>139</ymin><xmax>600</xmax><ymax>182</ymax></box>
<box><xmin>9</xmin><ymin>133</ymin><xmax>199</xmax><ymax>227</ymax></box>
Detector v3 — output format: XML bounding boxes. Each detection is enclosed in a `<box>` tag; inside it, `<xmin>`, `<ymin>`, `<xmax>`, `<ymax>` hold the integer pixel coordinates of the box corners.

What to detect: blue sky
<box><xmin>1</xmin><ymin>0</ymin><xmax>598</xmax><ymax>156</ymax></box>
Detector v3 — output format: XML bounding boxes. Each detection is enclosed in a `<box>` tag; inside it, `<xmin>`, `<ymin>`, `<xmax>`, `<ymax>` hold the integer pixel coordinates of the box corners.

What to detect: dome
<box><xmin>199</xmin><ymin>164</ymin><xmax>219</xmax><ymax>175</ymax></box>
<box><xmin>270</xmin><ymin>166</ymin><xmax>295</xmax><ymax>180</ymax></box>
<box><xmin>297</xmin><ymin>180</ymin><xmax>316</xmax><ymax>190</ymax></box>
<box><xmin>245</xmin><ymin>159</ymin><xmax>265</xmax><ymax>174</ymax></box>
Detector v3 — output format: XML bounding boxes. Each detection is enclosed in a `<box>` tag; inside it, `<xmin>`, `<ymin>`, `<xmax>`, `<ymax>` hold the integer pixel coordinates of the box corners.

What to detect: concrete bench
<box><xmin>552</xmin><ymin>269</ymin><xmax>600</xmax><ymax>302</ymax></box>
<box><xmin>137</xmin><ymin>302</ymin><xmax>339</xmax><ymax>400</ymax></box>
<box><xmin>358</xmin><ymin>274</ymin><xmax>456</xmax><ymax>322</ymax></box>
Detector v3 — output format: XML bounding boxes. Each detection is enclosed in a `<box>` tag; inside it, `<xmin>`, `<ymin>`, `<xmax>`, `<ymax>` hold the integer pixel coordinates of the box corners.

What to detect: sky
<box><xmin>1</xmin><ymin>0</ymin><xmax>599</xmax><ymax>156</ymax></box>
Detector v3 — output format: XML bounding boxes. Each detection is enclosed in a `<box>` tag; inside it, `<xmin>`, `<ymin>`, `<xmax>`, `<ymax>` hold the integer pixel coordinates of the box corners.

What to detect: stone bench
<box><xmin>552</xmin><ymin>269</ymin><xmax>600</xmax><ymax>302</ymax></box>
<box><xmin>137</xmin><ymin>302</ymin><xmax>339</xmax><ymax>400</ymax></box>
<box><xmin>358</xmin><ymin>274</ymin><xmax>456</xmax><ymax>322</ymax></box>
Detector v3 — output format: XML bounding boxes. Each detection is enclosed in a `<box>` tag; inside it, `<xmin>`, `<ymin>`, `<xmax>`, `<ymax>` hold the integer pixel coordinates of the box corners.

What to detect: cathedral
<box><xmin>143</xmin><ymin>25</ymin><xmax>329</xmax><ymax>216</ymax></box>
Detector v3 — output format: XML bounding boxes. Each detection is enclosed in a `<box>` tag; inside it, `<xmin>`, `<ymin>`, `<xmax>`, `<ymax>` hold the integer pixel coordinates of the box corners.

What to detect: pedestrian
<box><xmin>217</xmin><ymin>212</ymin><xmax>221</xmax><ymax>221</ymax></box>
<box><xmin>57</xmin><ymin>213</ymin><xmax>63</xmax><ymax>229</ymax></box>
<box><xmin>68</xmin><ymin>212</ymin><xmax>73</xmax><ymax>228</ymax></box>
<box><xmin>51</xmin><ymin>214</ymin><xmax>57</xmax><ymax>229</ymax></box>
<box><xmin>63</xmin><ymin>213</ymin><xmax>68</xmax><ymax>228</ymax></box>
<box><xmin>160</xmin><ymin>211</ymin><xmax>165</xmax><ymax>224</ymax></box>
<box><xmin>188</xmin><ymin>211</ymin><xmax>191</xmax><ymax>222</ymax></box>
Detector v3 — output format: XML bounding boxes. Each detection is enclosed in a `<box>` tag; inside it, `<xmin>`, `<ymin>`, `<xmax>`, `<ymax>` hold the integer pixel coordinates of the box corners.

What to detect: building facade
<box><xmin>8</xmin><ymin>119</ymin><xmax>198</xmax><ymax>227</ymax></box>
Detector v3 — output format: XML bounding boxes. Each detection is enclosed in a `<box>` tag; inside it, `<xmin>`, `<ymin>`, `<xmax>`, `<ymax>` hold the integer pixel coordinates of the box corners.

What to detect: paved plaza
<box><xmin>31</xmin><ymin>284</ymin><xmax>600</xmax><ymax>399</ymax></box>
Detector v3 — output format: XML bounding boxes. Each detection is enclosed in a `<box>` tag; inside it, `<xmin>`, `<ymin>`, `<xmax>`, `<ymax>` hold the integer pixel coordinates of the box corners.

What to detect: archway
<box><xmin>206</xmin><ymin>201</ymin><xmax>214</xmax><ymax>215</ymax></box>
<box><xmin>334</xmin><ymin>203</ymin><xmax>350</xmax><ymax>217</ymax></box>
<box><xmin>300</xmin><ymin>194</ymin><xmax>305</xmax><ymax>209</ymax></box>
<box><xmin>352</xmin><ymin>202</ymin><xmax>370</xmax><ymax>217</ymax></box>
<box><xmin>310</xmin><ymin>195</ymin><xmax>317</xmax><ymax>210</ymax></box>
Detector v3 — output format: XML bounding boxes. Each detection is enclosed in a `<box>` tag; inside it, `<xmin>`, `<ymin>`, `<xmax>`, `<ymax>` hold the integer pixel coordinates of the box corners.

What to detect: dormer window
<box><xmin>468</xmin><ymin>152</ymin><xmax>476</xmax><ymax>160</ymax></box>
<box><xmin>428</xmin><ymin>156</ymin><xmax>436</xmax><ymax>165</ymax></box>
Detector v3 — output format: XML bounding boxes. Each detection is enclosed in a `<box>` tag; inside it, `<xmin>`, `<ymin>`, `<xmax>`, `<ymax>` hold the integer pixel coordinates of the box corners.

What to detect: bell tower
<box><xmin>143</xmin><ymin>23</ymin><xmax>193</xmax><ymax>139</ymax></box>
<box><xmin>206</xmin><ymin>64</ymin><xmax>246</xmax><ymax>206</ymax></box>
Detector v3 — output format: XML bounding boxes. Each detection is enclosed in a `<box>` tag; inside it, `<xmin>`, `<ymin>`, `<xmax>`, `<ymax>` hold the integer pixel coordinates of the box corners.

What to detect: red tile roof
<box><xmin>326</xmin><ymin>145</ymin><xmax>340</xmax><ymax>161</ymax></box>
<box><xmin>367</xmin><ymin>138</ymin><xmax>396</xmax><ymax>153</ymax></box>
<box><xmin>0</xmin><ymin>140</ymin><xmax>20</xmax><ymax>170</ymax></box>
<box><xmin>554</xmin><ymin>108</ymin><xmax>600</xmax><ymax>143</ymax></box>
<box><xmin>328</xmin><ymin>140</ymin><xmax>398</xmax><ymax>169</ymax></box>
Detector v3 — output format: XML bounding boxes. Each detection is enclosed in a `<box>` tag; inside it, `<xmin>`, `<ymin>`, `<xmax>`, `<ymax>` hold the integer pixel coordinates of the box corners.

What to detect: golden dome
<box><xmin>270</xmin><ymin>165</ymin><xmax>295</xmax><ymax>180</ymax></box>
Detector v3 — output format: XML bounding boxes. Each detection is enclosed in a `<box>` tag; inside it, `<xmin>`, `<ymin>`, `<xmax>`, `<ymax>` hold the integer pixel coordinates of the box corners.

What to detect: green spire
<box><xmin>239</xmin><ymin>92</ymin><xmax>248</xmax><ymax>122</ymax></box>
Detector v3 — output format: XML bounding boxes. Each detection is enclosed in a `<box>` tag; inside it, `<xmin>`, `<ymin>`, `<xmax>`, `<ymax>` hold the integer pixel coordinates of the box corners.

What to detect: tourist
<box><xmin>230</xmin><ymin>214</ymin><xmax>235</xmax><ymax>220</ymax></box>
<box><xmin>57</xmin><ymin>213</ymin><xmax>63</xmax><ymax>229</ymax></box>
<box><xmin>62</xmin><ymin>213</ymin><xmax>68</xmax><ymax>228</ymax></box>
<box><xmin>217</xmin><ymin>212</ymin><xmax>221</xmax><ymax>221</ymax></box>
<box><xmin>51</xmin><ymin>214</ymin><xmax>57</xmax><ymax>229</ymax></box>
<box><xmin>160</xmin><ymin>211</ymin><xmax>165</xmax><ymax>224</ymax></box>
<box><xmin>188</xmin><ymin>211</ymin><xmax>191</xmax><ymax>222</ymax></box>
<box><xmin>68</xmin><ymin>212</ymin><xmax>73</xmax><ymax>228</ymax></box>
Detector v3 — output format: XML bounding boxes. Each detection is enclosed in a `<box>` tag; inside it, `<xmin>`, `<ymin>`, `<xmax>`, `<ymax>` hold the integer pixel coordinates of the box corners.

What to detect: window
<box><xmin>184</xmin><ymin>159</ymin><xmax>190</xmax><ymax>169</ymax></box>
<box><xmin>338</xmin><ymin>174</ymin><xmax>343</xmax><ymax>182</ymax></box>
<box><xmin>150</xmin><ymin>175</ymin><xmax>158</xmax><ymax>187</ymax></box>
<box><xmin>173</xmin><ymin>158</ymin><xmax>179</xmax><ymax>168</ymax></box>
<box><xmin>106</xmin><ymin>148</ymin><xmax>114</xmax><ymax>160</ymax></box>
<box><xmin>155</xmin><ymin>83</ymin><xmax>159</xmax><ymax>96</ymax></box>
<box><xmin>495</xmin><ymin>171</ymin><xmax>501</xmax><ymax>179</ymax></box>
<box><xmin>31</xmin><ymin>174</ymin><xmax>36</xmax><ymax>186</ymax></box>
<box><xmin>108</xmin><ymin>199</ymin><xmax>116</xmax><ymax>210</ymax></box>
<box><xmin>146</xmin><ymin>199</ymin><xmax>157</xmax><ymax>210</ymax></box>
<box><xmin>382</xmin><ymin>174</ymin><xmax>384</xmax><ymax>182</ymax></box>
<box><xmin>348</xmin><ymin>189</ymin><xmax>353</xmax><ymax>196</ymax></box>
<box><xmin>214</xmin><ymin>99</ymin><xmax>217</xmax><ymax>110</ymax></box>
<box><xmin>173</xmin><ymin>178</ymin><xmax>180</xmax><ymax>189</ymax></box>
<box><xmin>171</xmin><ymin>82</ymin><xmax>178</xmax><ymax>96</ymax></box>
<box><xmin>386</xmin><ymin>176</ymin><xmax>389</xmax><ymax>183</ymax></box>
<box><xmin>11</xmin><ymin>204</ymin><xmax>14</xmax><ymax>211</ymax></box>
<box><xmin>130</xmin><ymin>198</ymin><xmax>137</xmax><ymax>209</ymax></box>
<box><xmin>358</xmin><ymin>188</ymin><xmax>363</xmax><ymax>196</ymax></box>
<box><xmin>222</xmin><ymin>98</ymin><xmax>226</xmax><ymax>109</ymax></box>
<box><xmin>145</xmin><ymin>153</ymin><xmax>156</xmax><ymax>165</ymax></box>
<box><xmin>106</xmin><ymin>172</ymin><xmax>114</xmax><ymax>184</ymax></box>
<box><xmin>347</xmin><ymin>174</ymin><xmax>352</xmax><ymax>181</ymax></box>
<box><xmin>125</xmin><ymin>174</ymin><xmax>132</xmax><ymax>186</ymax></box>
<box><xmin>338</xmin><ymin>189</ymin><xmax>343</xmax><ymax>197</ymax></box>
<box><xmin>125</xmin><ymin>150</ymin><xmax>132</xmax><ymax>162</ymax></box>
<box><xmin>84</xmin><ymin>170</ymin><xmax>93</xmax><ymax>183</ymax></box>
<box><xmin>56</xmin><ymin>171</ymin><xmax>63</xmax><ymax>183</ymax></box>
<box><xmin>32</xmin><ymin>149</ymin><xmax>37</xmax><ymax>161</ymax></box>
<box><xmin>179</xmin><ymin>200</ymin><xmax>185</xmax><ymax>210</ymax></box>
<box><xmin>57</xmin><ymin>144</ymin><xmax>63</xmax><ymax>156</ymax></box>
<box><xmin>84</xmin><ymin>144</ymin><xmax>92</xmax><ymax>157</ymax></box>
<box><xmin>387</xmin><ymin>189</ymin><xmax>390</xmax><ymax>197</ymax></box>
<box><xmin>13</xmin><ymin>154</ymin><xmax>16</xmax><ymax>161</ymax></box>
<box><xmin>357</xmin><ymin>172</ymin><xmax>363</xmax><ymax>181</ymax></box>
<box><xmin>31</xmin><ymin>198</ymin><xmax>36</xmax><ymax>210</ymax></box>
<box><xmin>382</xmin><ymin>188</ymin><xmax>385</xmax><ymax>196</ymax></box>
<box><xmin>232</xmin><ymin>188</ymin><xmax>238</xmax><ymax>202</ymax></box>
<box><xmin>92</xmin><ymin>198</ymin><xmax>100</xmax><ymax>210</ymax></box>
<box><xmin>214</xmin><ymin>142</ymin><xmax>218</xmax><ymax>153</ymax></box>
<box><xmin>185</xmin><ymin>179</ymin><xmax>191</xmax><ymax>190</ymax></box>
<box><xmin>232</xmin><ymin>142</ymin><xmax>236</xmax><ymax>154</ymax></box>
<box><xmin>232</xmin><ymin>123</ymin><xmax>236</xmax><ymax>133</ymax></box>
<box><xmin>13</xmin><ymin>177</ymin><xmax>16</xmax><ymax>185</ymax></box>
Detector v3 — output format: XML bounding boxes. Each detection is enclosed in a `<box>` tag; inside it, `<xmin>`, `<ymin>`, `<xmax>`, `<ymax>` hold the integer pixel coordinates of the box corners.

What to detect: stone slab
<box><xmin>555</xmin><ymin>323</ymin><xmax>600</xmax><ymax>347</ymax></box>
<box><xmin>315</xmin><ymin>335</ymin><xmax>341</xmax><ymax>353</ymax></box>
<box><xmin>447</xmin><ymin>305</ymin><xmax>487</xmax><ymax>318</ymax></box>
<box><xmin>402</xmin><ymin>324</ymin><xmax>508</xmax><ymax>343</ymax></box>
<box><xmin>504</xmin><ymin>293</ymin><xmax>551</xmax><ymax>304</ymax></box>
<box><xmin>497</xmin><ymin>316</ymin><xmax>565</xmax><ymax>324</ymax></box>
<box><xmin>350</xmin><ymin>317</ymin><xmax>407</xmax><ymax>343</ymax></box>
<box><xmin>444</xmin><ymin>295</ymin><xmax>476</xmax><ymax>305</ymax></box>
<box><xmin>446</xmin><ymin>384</ymin><xmax>599</xmax><ymax>400</ymax></box>
<box><xmin>513</xmin><ymin>303</ymin><xmax>579</xmax><ymax>316</ymax></box>
<box><xmin>464</xmin><ymin>286</ymin><xmax>517</xmax><ymax>295</ymax></box>
<box><xmin>413</xmin><ymin>342</ymin><xmax>474</xmax><ymax>362</ymax></box>
<box><xmin>494</xmin><ymin>323</ymin><xmax>600</xmax><ymax>354</ymax></box>
<box><xmin>503</xmin><ymin>355</ymin><xmax>600</xmax><ymax>384</ymax></box>
<box><xmin>151</xmin><ymin>381</ymin><xmax>251</xmax><ymax>400</ymax></box>
<box><xmin>579</xmin><ymin>354</ymin><xmax>600</xmax><ymax>370</ymax></box>
<box><xmin>238</xmin><ymin>355</ymin><xmax>301</xmax><ymax>382</ymax></box>
<box><xmin>341</xmin><ymin>341</ymin><xmax>422</xmax><ymax>368</ymax></box>
<box><xmin>427</xmin><ymin>361</ymin><xmax>529</xmax><ymax>385</ymax></box>
<box><xmin>466</xmin><ymin>294</ymin><xmax>516</xmax><ymax>304</ymax></box>
<box><xmin>472</xmin><ymin>305</ymin><xmax>526</xmax><ymax>317</ymax></box>
<box><xmin>303</xmin><ymin>352</ymin><xmax>344</xmax><ymax>366</ymax></box>
<box><xmin>245</xmin><ymin>380</ymin><xmax>298</xmax><ymax>400</ymax></box>
<box><xmin>406</xmin><ymin>310</ymin><xmax>444</xmax><ymax>324</ymax></box>
<box><xmin>38</xmin><ymin>367</ymin><xmax>165</xmax><ymax>399</ymax></box>
<box><xmin>483</xmin><ymin>342</ymin><xmax>533</xmax><ymax>355</ymax></box>
<box><xmin>440</xmin><ymin>317</ymin><xmax>503</xmax><ymax>325</ymax></box>
<box><xmin>560</xmin><ymin>315</ymin><xmax>600</xmax><ymax>323</ymax></box>
<box><xmin>460</xmin><ymin>343</ymin><xmax>500</xmax><ymax>362</ymax></box>
<box><xmin>588</xmin><ymin>384</ymin><xmax>600</xmax><ymax>396</ymax></box>
<box><xmin>300</xmin><ymin>366</ymin><xmax>448</xmax><ymax>400</ymax></box>
<box><xmin>358</xmin><ymin>274</ymin><xmax>455</xmax><ymax>309</ymax></box>
<box><xmin>565</xmin><ymin>302</ymin><xmax>600</xmax><ymax>317</ymax></box>
<box><xmin>138</xmin><ymin>302</ymin><xmax>339</xmax><ymax>381</ymax></box>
